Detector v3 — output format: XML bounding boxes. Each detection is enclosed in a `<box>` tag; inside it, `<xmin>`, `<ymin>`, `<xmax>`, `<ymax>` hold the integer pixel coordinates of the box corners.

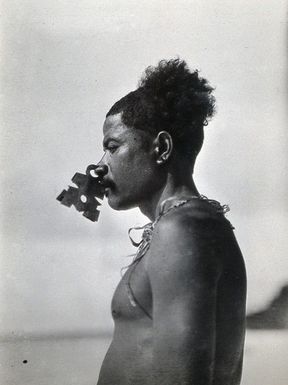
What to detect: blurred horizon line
<box><xmin>0</xmin><ymin>329</ymin><xmax>113</xmax><ymax>343</ymax></box>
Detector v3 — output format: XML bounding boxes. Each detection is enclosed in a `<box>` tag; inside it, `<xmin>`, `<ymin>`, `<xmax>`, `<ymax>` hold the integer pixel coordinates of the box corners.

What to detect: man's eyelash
<box><xmin>104</xmin><ymin>144</ymin><xmax>118</xmax><ymax>153</ymax></box>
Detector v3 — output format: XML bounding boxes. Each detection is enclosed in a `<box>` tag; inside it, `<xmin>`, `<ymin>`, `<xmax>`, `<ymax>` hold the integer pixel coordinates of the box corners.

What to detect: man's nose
<box><xmin>86</xmin><ymin>154</ymin><xmax>108</xmax><ymax>179</ymax></box>
<box><xmin>96</xmin><ymin>153</ymin><xmax>108</xmax><ymax>176</ymax></box>
<box><xmin>95</xmin><ymin>164</ymin><xmax>108</xmax><ymax>178</ymax></box>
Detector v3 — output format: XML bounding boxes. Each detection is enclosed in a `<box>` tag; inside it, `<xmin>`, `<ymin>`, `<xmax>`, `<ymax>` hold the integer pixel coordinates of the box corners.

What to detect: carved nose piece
<box><xmin>86</xmin><ymin>164</ymin><xmax>108</xmax><ymax>179</ymax></box>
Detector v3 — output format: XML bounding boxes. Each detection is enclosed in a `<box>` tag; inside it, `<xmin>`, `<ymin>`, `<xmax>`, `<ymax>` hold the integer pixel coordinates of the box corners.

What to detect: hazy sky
<box><xmin>1</xmin><ymin>0</ymin><xmax>287</xmax><ymax>335</ymax></box>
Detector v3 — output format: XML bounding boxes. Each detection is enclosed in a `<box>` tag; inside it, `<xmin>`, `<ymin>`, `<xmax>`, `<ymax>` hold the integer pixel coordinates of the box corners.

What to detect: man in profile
<box><xmin>95</xmin><ymin>59</ymin><xmax>246</xmax><ymax>385</ymax></box>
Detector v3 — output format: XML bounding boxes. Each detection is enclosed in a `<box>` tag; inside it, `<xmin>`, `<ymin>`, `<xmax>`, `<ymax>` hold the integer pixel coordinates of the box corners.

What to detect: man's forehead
<box><xmin>103</xmin><ymin>113</ymin><xmax>128</xmax><ymax>139</ymax></box>
<box><xmin>102</xmin><ymin>113</ymin><xmax>154</xmax><ymax>146</ymax></box>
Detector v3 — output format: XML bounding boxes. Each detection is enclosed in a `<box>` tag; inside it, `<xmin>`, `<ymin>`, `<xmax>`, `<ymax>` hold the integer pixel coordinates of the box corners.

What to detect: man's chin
<box><xmin>106</xmin><ymin>194</ymin><xmax>136</xmax><ymax>211</ymax></box>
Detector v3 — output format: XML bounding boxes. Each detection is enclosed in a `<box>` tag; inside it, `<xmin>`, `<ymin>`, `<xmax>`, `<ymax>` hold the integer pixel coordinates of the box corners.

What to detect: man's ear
<box><xmin>154</xmin><ymin>131</ymin><xmax>173</xmax><ymax>164</ymax></box>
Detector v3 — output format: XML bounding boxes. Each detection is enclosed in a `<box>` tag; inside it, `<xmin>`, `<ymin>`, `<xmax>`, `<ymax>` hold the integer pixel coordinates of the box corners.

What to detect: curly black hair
<box><xmin>106</xmin><ymin>58</ymin><xmax>215</xmax><ymax>162</ymax></box>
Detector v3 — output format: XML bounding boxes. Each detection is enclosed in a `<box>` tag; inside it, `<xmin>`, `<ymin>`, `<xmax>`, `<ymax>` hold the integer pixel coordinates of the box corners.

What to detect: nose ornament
<box><xmin>57</xmin><ymin>164</ymin><xmax>105</xmax><ymax>222</ymax></box>
<box><xmin>91</xmin><ymin>164</ymin><xmax>108</xmax><ymax>178</ymax></box>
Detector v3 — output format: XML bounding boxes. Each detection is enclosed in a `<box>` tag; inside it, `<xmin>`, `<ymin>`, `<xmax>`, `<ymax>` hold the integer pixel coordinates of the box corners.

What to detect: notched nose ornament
<box><xmin>57</xmin><ymin>164</ymin><xmax>105</xmax><ymax>222</ymax></box>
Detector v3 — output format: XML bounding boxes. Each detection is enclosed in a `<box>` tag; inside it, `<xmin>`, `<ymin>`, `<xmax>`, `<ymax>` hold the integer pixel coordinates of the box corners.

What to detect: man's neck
<box><xmin>139</xmin><ymin>172</ymin><xmax>199</xmax><ymax>222</ymax></box>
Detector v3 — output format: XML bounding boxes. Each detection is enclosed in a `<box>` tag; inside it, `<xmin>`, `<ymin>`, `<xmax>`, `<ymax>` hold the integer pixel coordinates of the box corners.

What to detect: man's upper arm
<box><xmin>147</xmin><ymin>212</ymin><xmax>222</xmax><ymax>314</ymax></box>
<box><xmin>146</xmin><ymin>213</ymin><xmax>223</xmax><ymax>384</ymax></box>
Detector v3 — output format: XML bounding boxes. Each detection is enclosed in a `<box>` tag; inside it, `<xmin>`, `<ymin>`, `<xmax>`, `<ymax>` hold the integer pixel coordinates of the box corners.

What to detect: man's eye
<box><xmin>107</xmin><ymin>145</ymin><xmax>118</xmax><ymax>153</ymax></box>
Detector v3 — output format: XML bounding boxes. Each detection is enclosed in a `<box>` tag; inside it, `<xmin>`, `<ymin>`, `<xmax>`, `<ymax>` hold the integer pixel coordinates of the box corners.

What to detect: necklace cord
<box><xmin>125</xmin><ymin>195</ymin><xmax>231</xmax><ymax>317</ymax></box>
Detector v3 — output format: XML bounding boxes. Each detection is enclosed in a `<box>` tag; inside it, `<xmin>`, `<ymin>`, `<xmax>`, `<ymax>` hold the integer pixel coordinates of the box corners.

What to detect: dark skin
<box><xmin>96</xmin><ymin>113</ymin><xmax>246</xmax><ymax>385</ymax></box>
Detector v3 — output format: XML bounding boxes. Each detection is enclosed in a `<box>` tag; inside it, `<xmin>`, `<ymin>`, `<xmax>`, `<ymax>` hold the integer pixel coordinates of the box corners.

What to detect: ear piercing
<box><xmin>156</xmin><ymin>155</ymin><xmax>167</xmax><ymax>164</ymax></box>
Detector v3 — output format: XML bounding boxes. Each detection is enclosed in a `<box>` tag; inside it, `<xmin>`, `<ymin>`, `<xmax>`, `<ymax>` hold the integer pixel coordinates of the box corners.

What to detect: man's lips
<box><xmin>104</xmin><ymin>187</ymin><xmax>110</xmax><ymax>197</ymax></box>
<box><xmin>100</xmin><ymin>179</ymin><xmax>115</xmax><ymax>196</ymax></box>
<box><xmin>100</xmin><ymin>179</ymin><xmax>114</xmax><ymax>188</ymax></box>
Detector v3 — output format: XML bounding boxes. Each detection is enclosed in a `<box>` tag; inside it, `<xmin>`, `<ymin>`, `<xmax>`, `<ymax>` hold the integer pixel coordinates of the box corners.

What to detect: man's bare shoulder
<box><xmin>153</xmin><ymin>198</ymin><xmax>232</xmax><ymax>245</ymax></box>
<box><xmin>146</xmin><ymin>199</ymin><xmax>233</xmax><ymax>278</ymax></box>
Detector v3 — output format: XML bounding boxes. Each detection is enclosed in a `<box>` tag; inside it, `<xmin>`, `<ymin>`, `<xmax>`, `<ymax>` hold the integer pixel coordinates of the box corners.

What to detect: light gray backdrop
<box><xmin>1</xmin><ymin>0</ymin><xmax>287</xmax><ymax>338</ymax></box>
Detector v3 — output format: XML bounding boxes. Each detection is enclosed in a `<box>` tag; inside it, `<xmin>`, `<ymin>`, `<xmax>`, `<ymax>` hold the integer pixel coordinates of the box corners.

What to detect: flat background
<box><xmin>1</xmin><ymin>1</ymin><xmax>287</xmax><ymax>383</ymax></box>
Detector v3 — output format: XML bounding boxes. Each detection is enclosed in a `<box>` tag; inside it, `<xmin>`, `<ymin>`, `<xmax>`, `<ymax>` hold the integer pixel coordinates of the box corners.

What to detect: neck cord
<box><xmin>128</xmin><ymin>196</ymin><xmax>196</xmax><ymax>265</ymax></box>
<box><xmin>125</xmin><ymin>196</ymin><xmax>200</xmax><ymax>316</ymax></box>
<box><xmin>125</xmin><ymin>195</ymin><xmax>230</xmax><ymax>316</ymax></box>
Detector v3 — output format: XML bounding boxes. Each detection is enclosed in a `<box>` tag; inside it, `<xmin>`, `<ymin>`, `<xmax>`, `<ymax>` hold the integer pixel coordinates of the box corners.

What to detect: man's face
<box><xmin>99</xmin><ymin>113</ymin><xmax>162</xmax><ymax>210</ymax></box>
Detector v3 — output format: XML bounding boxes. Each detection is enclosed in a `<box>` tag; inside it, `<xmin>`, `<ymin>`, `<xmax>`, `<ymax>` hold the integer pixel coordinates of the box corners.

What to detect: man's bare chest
<box><xmin>111</xmin><ymin>257</ymin><xmax>153</xmax><ymax>321</ymax></box>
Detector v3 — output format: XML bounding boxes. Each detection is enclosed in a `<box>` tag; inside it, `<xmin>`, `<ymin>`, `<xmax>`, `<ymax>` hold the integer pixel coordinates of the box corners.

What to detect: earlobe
<box><xmin>156</xmin><ymin>152</ymin><xmax>169</xmax><ymax>164</ymax></box>
<box><xmin>154</xmin><ymin>131</ymin><xmax>173</xmax><ymax>165</ymax></box>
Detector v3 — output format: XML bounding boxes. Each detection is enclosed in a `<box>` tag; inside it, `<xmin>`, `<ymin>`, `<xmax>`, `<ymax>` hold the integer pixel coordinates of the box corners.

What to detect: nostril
<box><xmin>95</xmin><ymin>165</ymin><xmax>108</xmax><ymax>176</ymax></box>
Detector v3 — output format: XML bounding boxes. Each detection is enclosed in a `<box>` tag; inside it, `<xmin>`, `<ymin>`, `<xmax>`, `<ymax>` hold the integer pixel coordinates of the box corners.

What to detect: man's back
<box><xmin>97</xmin><ymin>197</ymin><xmax>246</xmax><ymax>385</ymax></box>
